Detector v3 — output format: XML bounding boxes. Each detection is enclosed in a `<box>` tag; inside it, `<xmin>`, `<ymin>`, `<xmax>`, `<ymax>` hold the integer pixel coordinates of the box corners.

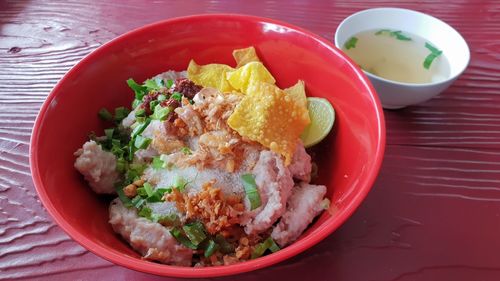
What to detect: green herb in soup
<box><xmin>375</xmin><ymin>29</ymin><xmax>412</xmax><ymax>41</ymax></box>
<box><xmin>423</xmin><ymin>42</ymin><xmax>443</xmax><ymax>69</ymax></box>
<box><xmin>342</xmin><ymin>29</ymin><xmax>450</xmax><ymax>84</ymax></box>
<box><xmin>343</xmin><ymin>36</ymin><xmax>358</xmax><ymax>50</ymax></box>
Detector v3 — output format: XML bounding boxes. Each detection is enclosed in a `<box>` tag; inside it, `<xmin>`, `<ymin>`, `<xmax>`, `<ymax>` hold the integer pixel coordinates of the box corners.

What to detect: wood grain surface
<box><xmin>1</xmin><ymin>0</ymin><xmax>499</xmax><ymax>280</ymax></box>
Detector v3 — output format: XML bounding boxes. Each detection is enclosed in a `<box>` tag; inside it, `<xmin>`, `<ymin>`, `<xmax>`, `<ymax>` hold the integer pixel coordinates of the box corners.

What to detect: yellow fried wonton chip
<box><xmin>233</xmin><ymin>46</ymin><xmax>261</xmax><ymax>68</ymax></box>
<box><xmin>284</xmin><ymin>80</ymin><xmax>307</xmax><ymax>108</ymax></box>
<box><xmin>227</xmin><ymin>82</ymin><xmax>310</xmax><ymax>165</ymax></box>
<box><xmin>187</xmin><ymin>60</ymin><xmax>235</xmax><ymax>93</ymax></box>
<box><xmin>226</xmin><ymin>61</ymin><xmax>276</xmax><ymax>94</ymax></box>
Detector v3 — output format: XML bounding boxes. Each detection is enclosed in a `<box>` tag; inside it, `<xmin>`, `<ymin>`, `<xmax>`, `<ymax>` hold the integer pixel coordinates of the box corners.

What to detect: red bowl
<box><xmin>30</xmin><ymin>14</ymin><xmax>385</xmax><ymax>278</ymax></box>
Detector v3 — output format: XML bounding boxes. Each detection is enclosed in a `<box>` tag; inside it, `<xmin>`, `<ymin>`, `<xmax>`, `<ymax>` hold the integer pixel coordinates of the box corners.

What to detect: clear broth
<box><xmin>342</xmin><ymin>29</ymin><xmax>450</xmax><ymax>84</ymax></box>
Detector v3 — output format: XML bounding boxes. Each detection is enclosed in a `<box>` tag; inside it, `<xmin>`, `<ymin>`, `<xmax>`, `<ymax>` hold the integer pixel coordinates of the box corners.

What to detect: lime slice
<box><xmin>300</xmin><ymin>97</ymin><xmax>335</xmax><ymax>148</ymax></box>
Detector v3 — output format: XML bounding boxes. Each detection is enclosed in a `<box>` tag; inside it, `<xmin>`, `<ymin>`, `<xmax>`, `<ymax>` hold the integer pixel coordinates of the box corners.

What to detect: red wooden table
<box><xmin>1</xmin><ymin>1</ymin><xmax>499</xmax><ymax>280</ymax></box>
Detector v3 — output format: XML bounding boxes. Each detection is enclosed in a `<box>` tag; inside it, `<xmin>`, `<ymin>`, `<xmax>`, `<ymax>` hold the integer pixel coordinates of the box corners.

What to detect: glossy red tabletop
<box><xmin>1</xmin><ymin>1</ymin><xmax>499</xmax><ymax>280</ymax></box>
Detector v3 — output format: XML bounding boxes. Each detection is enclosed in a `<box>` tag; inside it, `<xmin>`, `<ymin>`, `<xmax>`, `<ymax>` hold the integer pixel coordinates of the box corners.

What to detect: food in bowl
<box><xmin>73</xmin><ymin>46</ymin><xmax>332</xmax><ymax>267</ymax></box>
<box><xmin>342</xmin><ymin>29</ymin><xmax>450</xmax><ymax>84</ymax></box>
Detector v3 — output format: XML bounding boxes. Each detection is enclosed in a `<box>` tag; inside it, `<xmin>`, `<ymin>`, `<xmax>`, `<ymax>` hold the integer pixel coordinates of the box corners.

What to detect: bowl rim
<box><xmin>29</xmin><ymin>13</ymin><xmax>386</xmax><ymax>278</ymax></box>
<box><xmin>334</xmin><ymin>7</ymin><xmax>470</xmax><ymax>88</ymax></box>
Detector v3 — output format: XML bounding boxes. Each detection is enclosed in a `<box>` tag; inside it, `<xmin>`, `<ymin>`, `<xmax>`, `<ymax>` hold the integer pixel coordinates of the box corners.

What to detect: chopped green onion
<box><xmin>134</xmin><ymin>135</ymin><xmax>152</xmax><ymax>149</ymax></box>
<box><xmin>136</xmin><ymin>187</ymin><xmax>147</xmax><ymax>197</ymax></box>
<box><xmin>157</xmin><ymin>94</ymin><xmax>167</xmax><ymax>102</ymax></box>
<box><xmin>116</xmin><ymin>188</ymin><xmax>132</xmax><ymax>207</ymax></box>
<box><xmin>344</xmin><ymin>36</ymin><xmax>358</xmax><ymax>50</ymax></box>
<box><xmin>165</xmin><ymin>79</ymin><xmax>174</xmax><ymax>88</ymax></box>
<box><xmin>138</xmin><ymin>206</ymin><xmax>152</xmax><ymax>219</ymax></box>
<box><xmin>104</xmin><ymin>128</ymin><xmax>114</xmax><ymax>140</ymax></box>
<box><xmin>114</xmin><ymin>107</ymin><xmax>130</xmax><ymax>122</ymax></box>
<box><xmin>392</xmin><ymin>30</ymin><xmax>412</xmax><ymax>41</ymax></box>
<box><xmin>126</xmin><ymin>163</ymin><xmax>146</xmax><ymax>182</ymax></box>
<box><xmin>214</xmin><ymin>234</ymin><xmax>234</xmax><ymax>254</ymax></box>
<box><xmin>152</xmin><ymin>213</ymin><xmax>180</xmax><ymax>227</ymax></box>
<box><xmin>171</xmin><ymin>92</ymin><xmax>182</xmax><ymax>101</ymax></box>
<box><xmin>155</xmin><ymin>187</ymin><xmax>172</xmax><ymax>194</ymax></box>
<box><xmin>135</xmin><ymin>108</ymin><xmax>146</xmax><ymax>117</ymax></box>
<box><xmin>127</xmin><ymin>78</ymin><xmax>147</xmax><ymax>100</ymax></box>
<box><xmin>173</xmin><ymin>175</ymin><xmax>188</xmax><ymax>192</ymax></box>
<box><xmin>374</xmin><ymin>29</ymin><xmax>391</xmax><ymax>35</ymax></box>
<box><xmin>127</xmin><ymin>139</ymin><xmax>135</xmax><ymax>161</ymax></box>
<box><xmin>170</xmin><ymin>227</ymin><xmax>197</xmax><ymax>249</ymax></box>
<box><xmin>375</xmin><ymin>29</ymin><xmax>412</xmax><ymax>41</ymax></box>
<box><xmin>268</xmin><ymin>238</ymin><xmax>280</xmax><ymax>253</ymax></box>
<box><xmin>98</xmin><ymin>108</ymin><xmax>113</xmax><ymax>121</ymax></box>
<box><xmin>131</xmin><ymin>119</ymin><xmax>151</xmax><ymax>138</ymax></box>
<box><xmin>423</xmin><ymin>42</ymin><xmax>443</xmax><ymax>69</ymax></box>
<box><xmin>151</xmin><ymin>104</ymin><xmax>171</xmax><ymax>121</ymax></box>
<box><xmin>241</xmin><ymin>174</ymin><xmax>261</xmax><ymax>210</ymax></box>
<box><xmin>149</xmin><ymin>100</ymin><xmax>159</xmax><ymax>112</ymax></box>
<box><xmin>251</xmin><ymin>237</ymin><xmax>279</xmax><ymax>259</ymax></box>
<box><xmin>144</xmin><ymin>78</ymin><xmax>162</xmax><ymax>91</ymax></box>
<box><xmin>131</xmin><ymin>195</ymin><xmax>146</xmax><ymax>209</ymax></box>
<box><xmin>181</xmin><ymin>146</ymin><xmax>192</xmax><ymax>155</ymax></box>
<box><xmin>152</xmin><ymin>156</ymin><xmax>164</xmax><ymax>169</ymax></box>
<box><xmin>146</xmin><ymin>187</ymin><xmax>170</xmax><ymax>202</ymax></box>
<box><xmin>182</xmin><ymin>221</ymin><xmax>207</xmax><ymax>246</ymax></box>
<box><xmin>115</xmin><ymin>157</ymin><xmax>127</xmax><ymax>173</ymax></box>
<box><xmin>132</xmin><ymin>99</ymin><xmax>142</xmax><ymax>109</ymax></box>
<box><xmin>204</xmin><ymin>240</ymin><xmax>219</xmax><ymax>258</ymax></box>
<box><xmin>425</xmin><ymin>42</ymin><xmax>441</xmax><ymax>54</ymax></box>
<box><xmin>143</xmin><ymin>182</ymin><xmax>154</xmax><ymax>197</ymax></box>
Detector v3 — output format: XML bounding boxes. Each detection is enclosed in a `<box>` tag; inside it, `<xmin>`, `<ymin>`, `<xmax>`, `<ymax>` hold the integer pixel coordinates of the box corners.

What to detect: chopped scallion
<box><xmin>269</xmin><ymin>238</ymin><xmax>280</xmax><ymax>253</ymax></box>
<box><xmin>149</xmin><ymin>100</ymin><xmax>159</xmax><ymax>112</ymax></box>
<box><xmin>143</xmin><ymin>182</ymin><xmax>154</xmax><ymax>197</ymax></box>
<box><xmin>138</xmin><ymin>206</ymin><xmax>152</xmax><ymax>218</ymax></box>
<box><xmin>170</xmin><ymin>227</ymin><xmax>197</xmax><ymax>249</ymax></box>
<box><xmin>127</xmin><ymin>78</ymin><xmax>147</xmax><ymax>100</ymax></box>
<box><xmin>214</xmin><ymin>234</ymin><xmax>234</xmax><ymax>254</ymax></box>
<box><xmin>116</xmin><ymin>188</ymin><xmax>132</xmax><ymax>207</ymax></box>
<box><xmin>135</xmin><ymin>108</ymin><xmax>146</xmax><ymax>117</ymax></box>
<box><xmin>144</xmin><ymin>78</ymin><xmax>162</xmax><ymax>91</ymax></box>
<box><xmin>181</xmin><ymin>146</ymin><xmax>192</xmax><ymax>155</ymax></box>
<box><xmin>115</xmin><ymin>157</ymin><xmax>127</xmax><ymax>173</ymax></box>
<box><xmin>157</xmin><ymin>94</ymin><xmax>167</xmax><ymax>102</ymax></box>
<box><xmin>152</xmin><ymin>213</ymin><xmax>180</xmax><ymax>227</ymax></box>
<box><xmin>131</xmin><ymin>119</ymin><xmax>151</xmax><ymax>138</ymax></box>
<box><xmin>98</xmin><ymin>108</ymin><xmax>113</xmax><ymax>121</ymax></box>
<box><xmin>132</xmin><ymin>99</ymin><xmax>142</xmax><ymax>109</ymax></box>
<box><xmin>104</xmin><ymin>128</ymin><xmax>114</xmax><ymax>140</ymax></box>
<box><xmin>152</xmin><ymin>156</ymin><xmax>164</xmax><ymax>170</ymax></box>
<box><xmin>204</xmin><ymin>240</ymin><xmax>219</xmax><ymax>257</ymax></box>
<box><xmin>344</xmin><ymin>36</ymin><xmax>358</xmax><ymax>50</ymax></box>
<box><xmin>114</xmin><ymin>107</ymin><xmax>130</xmax><ymax>122</ymax></box>
<box><xmin>182</xmin><ymin>221</ymin><xmax>207</xmax><ymax>246</ymax></box>
<box><xmin>136</xmin><ymin>187</ymin><xmax>147</xmax><ymax>197</ymax></box>
<box><xmin>423</xmin><ymin>42</ymin><xmax>443</xmax><ymax>69</ymax></box>
<box><xmin>251</xmin><ymin>237</ymin><xmax>279</xmax><ymax>259</ymax></box>
<box><xmin>241</xmin><ymin>173</ymin><xmax>261</xmax><ymax>210</ymax></box>
<box><xmin>173</xmin><ymin>175</ymin><xmax>188</xmax><ymax>192</ymax></box>
<box><xmin>151</xmin><ymin>104</ymin><xmax>171</xmax><ymax>121</ymax></box>
<box><xmin>375</xmin><ymin>29</ymin><xmax>412</xmax><ymax>41</ymax></box>
<box><xmin>134</xmin><ymin>135</ymin><xmax>152</xmax><ymax>149</ymax></box>
<box><xmin>131</xmin><ymin>195</ymin><xmax>146</xmax><ymax>209</ymax></box>
<box><xmin>171</xmin><ymin>92</ymin><xmax>182</xmax><ymax>101</ymax></box>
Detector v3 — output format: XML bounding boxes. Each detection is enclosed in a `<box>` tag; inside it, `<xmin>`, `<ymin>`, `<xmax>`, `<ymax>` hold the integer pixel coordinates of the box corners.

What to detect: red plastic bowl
<box><xmin>30</xmin><ymin>14</ymin><xmax>385</xmax><ymax>278</ymax></box>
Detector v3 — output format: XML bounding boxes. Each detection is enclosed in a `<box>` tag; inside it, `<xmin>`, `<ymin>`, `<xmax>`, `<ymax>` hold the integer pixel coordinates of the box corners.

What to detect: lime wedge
<box><xmin>300</xmin><ymin>97</ymin><xmax>335</xmax><ymax>148</ymax></box>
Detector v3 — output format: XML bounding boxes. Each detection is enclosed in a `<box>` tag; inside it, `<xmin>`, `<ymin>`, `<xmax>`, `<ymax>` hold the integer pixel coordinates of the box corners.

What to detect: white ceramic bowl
<box><xmin>335</xmin><ymin>7</ymin><xmax>470</xmax><ymax>109</ymax></box>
